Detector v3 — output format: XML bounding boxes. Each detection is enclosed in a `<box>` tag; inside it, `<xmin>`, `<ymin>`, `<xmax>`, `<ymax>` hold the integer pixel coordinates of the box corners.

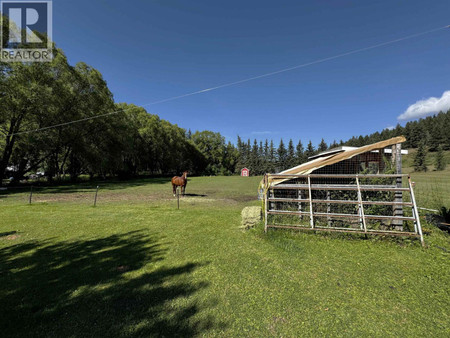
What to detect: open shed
<box><xmin>261</xmin><ymin>136</ymin><xmax>424</xmax><ymax>245</ymax></box>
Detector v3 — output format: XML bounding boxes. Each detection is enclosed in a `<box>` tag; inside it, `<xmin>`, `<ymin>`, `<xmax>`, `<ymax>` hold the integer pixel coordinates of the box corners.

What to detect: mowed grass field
<box><xmin>0</xmin><ymin>173</ymin><xmax>449</xmax><ymax>337</ymax></box>
<box><xmin>403</xmin><ymin>149</ymin><xmax>450</xmax><ymax>208</ymax></box>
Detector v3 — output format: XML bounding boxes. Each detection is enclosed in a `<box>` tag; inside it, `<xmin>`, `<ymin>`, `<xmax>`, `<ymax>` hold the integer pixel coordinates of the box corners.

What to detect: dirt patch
<box><xmin>181</xmin><ymin>197</ymin><xmax>219</xmax><ymax>203</ymax></box>
<box><xmin>232</xmin><ymin>195</ymin><xmax>258</xmax><ymax>203</ymax></box>
<box><xmin>1</xmin><ymin>234</ymin><xmax>20</xmax><ymax>241</ymax></box>
<box><xmin>268</xmin><ymin>316</ymin><xmax>288</xmax><ymax>335</ymax></box>
<box><xmin>31</xmin><ymin>192</ymin><xmax>166</xmax><ymax>204</ymax></box>
<box><xmin>5</xmin><ymin>187</ymin><xmax>258</xmax><ymax>206</ymax></box>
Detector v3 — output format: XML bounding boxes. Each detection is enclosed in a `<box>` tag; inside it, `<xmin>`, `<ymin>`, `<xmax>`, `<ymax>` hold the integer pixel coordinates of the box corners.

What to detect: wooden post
<box><xmin>308</xmin><ymin>175</ymin><xmax>314</xmax><ymax>229</ymax></box>
<box><xmin>326</xmin><ymin>190</ymin><xmax>331</xmax><ymax>227</ymax></box>
<box><xmin>94</xmin><ymin>186</ymin><xmax>99</xmax><ymax>207</ymax></box>
<box><xmin>392</xmin><ymin>144</ymin><xmax>403</xmax><ymax>231</ymax></box>
<box><xmin>264</xmin><ymin>179</ymin><xmax>268</xmax><ymax>233</ymax></box>
<box><xmin>177</xmin><ymin>187</ymin><xmax>180</xmax><ymax>209</ymax></box>
<box><xmin>298</xmin><ymin>189</ymin><xmax>303</xmax><ymax>221</ymax></box>
<box><xmin>29</xmin><ymin>186</ymin><xmax>33</xmax><ymax>205</ymax></box>
<box><xmin>269</xmin><ymin>187</ymin><xmax>274</xmax><ymax>213</ymax></box>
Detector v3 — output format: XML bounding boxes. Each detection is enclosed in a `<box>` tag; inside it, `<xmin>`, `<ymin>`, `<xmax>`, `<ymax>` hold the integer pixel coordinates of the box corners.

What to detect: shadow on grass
<box><xmin>182</xmin><ymin>193</ymin><xmax>208</xmax><ymax>197</ymax></box>
<box><xmin>0</xmin><ymin>177</ymin><xmax>172</xmax><ymax>197</ymax></box>
<box><xmin>0</xmin><ymin>231</ymin><xmax>17</xmax><ymax>237</ymax></box>
<box><xmin>0</xmin><ymin>230</ymin><xmax>224</xmax><ymax>337</ymax></box>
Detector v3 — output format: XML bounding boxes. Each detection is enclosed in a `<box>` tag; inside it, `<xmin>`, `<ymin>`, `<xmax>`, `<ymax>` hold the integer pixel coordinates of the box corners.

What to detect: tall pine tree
<box><xmin>246</xmin><ymin>139</ymin><xmax>251</xmax><ymax>165</ymax></box>
<box><xmin>263</xmin><ymin>139</ymin><xmax>269</xmax><ymax>173</ymax></box>
<box><xmin>435</xmin><ymin>144</ymin><xmax>446</xmax><ymax>171</ymax></box>
<box><xmin>305</xmin><ymin>140</ymin><xmax>315</xmax><ymax>159</ymax></box>
<box><xmin>268</xmin><ymin>140</ymin><xmax>276</xmax><ymax>173</ymax></box>
<box><xmin>287</xmin><ymin>139</ymin><xmax>295</xmax><ymax>169</ymax></box>
<box><xmin>258</xmin><ymin>141</ymin><xmax>264</xmax><ymax>174</ymax></box>
<box><xmin>235</xmin><ymin>135</ymin><xmax>244</xmax><ymax>173</ymax></box>
<box><xmin>250</xmin><ymin>139</ymin><xmax>259</xmax><ymax>174</ymax></box>
<box><xmin>296</xmin><ymin>140</ymin><xmax>305</xmax><ymax>164</ymax></box>
<box><xmin>277</xmin><ymin>139</ymin><xmax>287</xmax><ymax>171</ymax></box>
<box><xmin>318</xmin><ymin>138</ymin><xmax>328</xmax><ymax>152</ymax></box>
<box><xmin>413</xmin><ymin>140</ymin><xmax>428</xmax><ymax>172</ymax></box>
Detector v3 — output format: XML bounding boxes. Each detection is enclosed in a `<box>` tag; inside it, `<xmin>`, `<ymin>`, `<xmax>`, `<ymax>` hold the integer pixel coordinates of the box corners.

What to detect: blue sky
<box><xmin>52</xmin><ymin>0</ymin><xmax>450</xmax><ymax>146</ymax></box>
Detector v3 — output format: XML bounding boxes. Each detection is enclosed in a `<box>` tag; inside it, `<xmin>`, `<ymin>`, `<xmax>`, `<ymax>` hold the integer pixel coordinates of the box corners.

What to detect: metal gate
<box><xmin>263</xmin><ymin>174</ymin><xmax>424</xmax><ymax>246</ymax></box>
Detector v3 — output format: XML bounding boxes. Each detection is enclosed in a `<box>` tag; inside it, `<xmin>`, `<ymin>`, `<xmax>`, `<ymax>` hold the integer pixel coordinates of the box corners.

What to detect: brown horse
<box><xmin>171</xmin><ymin>171</ymin><xmax>188</xmax><ymax>196</ymax></box>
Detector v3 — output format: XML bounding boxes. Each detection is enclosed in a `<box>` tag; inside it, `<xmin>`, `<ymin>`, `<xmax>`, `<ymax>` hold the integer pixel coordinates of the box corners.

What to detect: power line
<box><xmin>149</xmin><ymin>26</ymin><xmax>449</xmax><ymax>105</ymax></box>
<box><xmin>8</xmin><ymin>107</ymin><xmax>153</xmax><ymax>137</ymax></box>
<box><xmin>8</xmin><ymin>24</ymin><xmax>449</xmax><ymax>137</ymax></box>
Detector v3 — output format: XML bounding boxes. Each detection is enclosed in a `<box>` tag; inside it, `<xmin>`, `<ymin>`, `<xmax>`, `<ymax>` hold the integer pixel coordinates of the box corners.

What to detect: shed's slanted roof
<box><xmin>268</xmin><ymin>136</ymin><xmax>406</xmax><ymax>186</ymax></box>
<box><xmin>309</xmin><ymin>145</ymin><xmax>409</xmax><ymax>160</ymax></box>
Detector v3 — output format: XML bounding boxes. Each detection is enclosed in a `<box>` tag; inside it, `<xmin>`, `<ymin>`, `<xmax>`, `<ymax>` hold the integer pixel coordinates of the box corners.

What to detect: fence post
<box><xmin>264</xmin><ymin>175</ymin><xmax>268</xmax><ymax>233</ymax></box>
<box><xmin>94</xmin><ymin>186</ymin><xmax>99</xmax><ymax>207</ymax></box>
<box><xmin>408</xmin><ymin>176</ymin><xmax>424</xmax><ymax>247</ymax></box>
<box><xmin>355</xmin><ymin>176</ymin><xmax>367</xmax><ymax>232</ymax></box>
<box><xmin>29</xmin><ymin>186</ymin><xmax>33</xmax><ymax>205</ymax></box>
<box><xmin>326</xmin><ymin>190</ymin><xmax>331</xmax><ymax>227</ymax></box>
<box><xmin>392</xmin><ymin>144</ymin><xmax>404</xmax><ymax>231</ymax></box>
<box><xmin>177</xmin><ymin>187</ymin><xmax>180</xmax><ymax>209</ymax></box>
<box><xmin>298</xmin><ymin>185</ymin><xmax>303</xmax><ymax>221</ymax></box>
<box><xmin>308</xmin><ymin>175</ymin><xmax>314</xmax><ymax>229</ymax></box>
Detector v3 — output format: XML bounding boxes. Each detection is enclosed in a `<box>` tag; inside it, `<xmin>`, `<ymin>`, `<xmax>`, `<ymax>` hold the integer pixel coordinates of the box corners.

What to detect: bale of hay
<box><xmin>241</xmin><ymin>206</ymin><xmax>262</xmax><ymax>229</ymax></box>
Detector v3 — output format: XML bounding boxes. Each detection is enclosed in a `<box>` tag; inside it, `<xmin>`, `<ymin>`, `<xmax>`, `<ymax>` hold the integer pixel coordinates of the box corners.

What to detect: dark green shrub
<box><xmin>440</xmin><ymin>207</ymin><xmax>450</xmax><ymax>223</ymax></box>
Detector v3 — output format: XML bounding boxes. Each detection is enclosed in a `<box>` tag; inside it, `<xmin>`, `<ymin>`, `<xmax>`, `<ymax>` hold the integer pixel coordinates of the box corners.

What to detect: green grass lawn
<box><xmin>0</xmin><ymin>175</ymin><xmax>449</xmax><ymax>337</ymax></box>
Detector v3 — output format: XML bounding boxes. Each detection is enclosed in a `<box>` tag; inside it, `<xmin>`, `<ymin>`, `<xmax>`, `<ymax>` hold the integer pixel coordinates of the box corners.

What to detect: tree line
<box><xmin>343</xmin><ymin>111</ymin><xmax>450</xmax><ymax>151</ymax></box>
<box><xmin>233</xmin><ymin>109</ymin><xmax>450</xmax><ymax>175</ymax></box>
<box><xmin>342</xmin><ymin>111</ymin><xmax>450</xmax><ymax>172</ymax></box>
<box><xmin>233</xmin><ymin>137</ymin><xmax>329</xmax><ymax>176</ymax></box>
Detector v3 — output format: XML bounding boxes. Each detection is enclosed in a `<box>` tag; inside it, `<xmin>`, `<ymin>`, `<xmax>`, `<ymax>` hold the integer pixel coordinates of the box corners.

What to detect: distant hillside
<box><xmin>402</xmin><ymin>149</ymin><xmax>450</xmax><ymax>171</ymax></box>
<box><xmin>344</xmin><ymin>110</ymin><xmax>450</xmax><ymax>151</ymax></box>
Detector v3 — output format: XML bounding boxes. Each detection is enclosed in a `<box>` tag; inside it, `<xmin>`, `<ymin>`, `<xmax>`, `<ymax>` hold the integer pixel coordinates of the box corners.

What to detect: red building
<box><xmin>241</xmin><ymin>168</ymin><xmax>249</xmax><ymax>177</ymax></box>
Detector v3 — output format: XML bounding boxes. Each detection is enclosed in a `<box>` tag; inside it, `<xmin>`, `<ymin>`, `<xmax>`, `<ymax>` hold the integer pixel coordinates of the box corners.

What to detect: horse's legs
<box><xmin>172</xmin><ymin>184</ymin><xmax>176</xmax><ymax>197</ymax></box>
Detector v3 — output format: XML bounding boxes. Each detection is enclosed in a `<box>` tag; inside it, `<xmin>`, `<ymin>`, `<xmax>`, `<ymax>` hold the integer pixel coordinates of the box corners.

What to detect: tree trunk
<box><xmin>0</xmin><ymin>118</ymin><xmax>19</xmax><ymax>186</ymax></box>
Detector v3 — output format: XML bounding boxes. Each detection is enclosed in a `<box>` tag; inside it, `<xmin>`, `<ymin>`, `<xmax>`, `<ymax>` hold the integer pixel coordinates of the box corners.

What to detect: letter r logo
<box><xmin>8</xmin><ymin>7</ymin><xmax>43</xmax><ymax>43</ymax></box>
<box><xmin>1</xmin><ymin>1</ymin><xmax>52</xmax><ymax>48</ymax></box>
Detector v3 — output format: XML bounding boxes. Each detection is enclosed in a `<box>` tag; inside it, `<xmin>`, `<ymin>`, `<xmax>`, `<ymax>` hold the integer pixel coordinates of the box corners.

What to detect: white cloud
<box><xmin>398</xmin><ymin>91</ymin><xmax>450</xmax><ymax>121</ymax></box>
<box><xmin>386</xmin><ymin>125</ymin><xmax>395</xmax><ymax>131</ymax></box>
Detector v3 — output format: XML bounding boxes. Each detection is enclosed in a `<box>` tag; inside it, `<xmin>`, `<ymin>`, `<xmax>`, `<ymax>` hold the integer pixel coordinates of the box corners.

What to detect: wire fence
<box><xmin>0</xmin><ymin>184</ymin><xmax>101</xmax><ymax>206</ymax></box>
<box><xmin>0</xmin><ymin>179</ymin><xmax>191</xmax><ymax>209</ymax></box>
